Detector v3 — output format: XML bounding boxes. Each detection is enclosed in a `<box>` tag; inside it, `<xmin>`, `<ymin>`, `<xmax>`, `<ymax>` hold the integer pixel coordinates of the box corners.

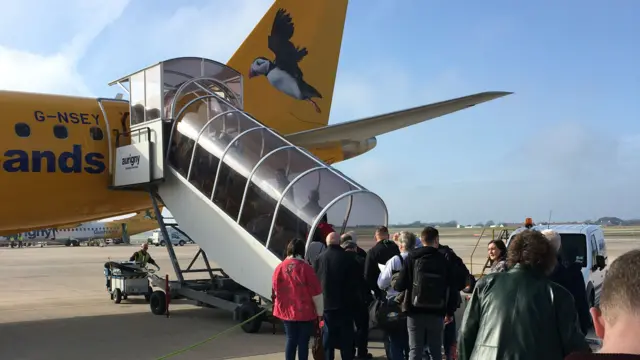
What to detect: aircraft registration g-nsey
<box><xmin>0</xmin><ymin>0</ymin><xmax>510</xmax><ymax>299</ymax></box>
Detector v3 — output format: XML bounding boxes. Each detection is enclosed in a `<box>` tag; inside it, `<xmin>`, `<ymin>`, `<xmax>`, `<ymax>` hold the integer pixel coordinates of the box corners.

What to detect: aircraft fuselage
<box><xmin>0</xmin><ymin>91</ymin><xmax>152</xmax><ymax>235</ymax></box>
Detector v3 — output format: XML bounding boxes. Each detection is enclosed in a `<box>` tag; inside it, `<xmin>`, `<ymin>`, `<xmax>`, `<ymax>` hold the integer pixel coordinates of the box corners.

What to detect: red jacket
<box><xmin>272</xmin><ymin>257</ymin><xmax>323</xmax><ymax>321</ymax></box>
<box><xmin>318</xmin><ymin>222</ymin><xmax>335</xmax><ymax>239</ymax></box>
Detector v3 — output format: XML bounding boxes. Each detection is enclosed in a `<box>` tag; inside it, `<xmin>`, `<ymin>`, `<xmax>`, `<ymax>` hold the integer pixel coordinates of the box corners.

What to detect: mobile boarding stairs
<box><xmin>99</xmin><ymin>57</ymin><xmax>389</xmax><ymax>332</ymax></box>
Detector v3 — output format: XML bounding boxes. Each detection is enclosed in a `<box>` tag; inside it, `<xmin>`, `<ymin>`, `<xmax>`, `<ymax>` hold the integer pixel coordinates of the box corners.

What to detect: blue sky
<box><xmin>1</xmin><ymin>0</ymin><xmax>638</xmax><ymax>224</ymax></box>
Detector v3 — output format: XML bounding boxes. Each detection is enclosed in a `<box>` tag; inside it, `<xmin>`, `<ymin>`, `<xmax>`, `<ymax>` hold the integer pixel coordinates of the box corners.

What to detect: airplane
<box><xmin>0</xmin><ymin>0</ymin><xmax>511</xmax><ymax>236</ymax></box>
<box><xmin>0</xmin><ymin>210</ymin><xmax>161</xmax><ymax>247</ymax></box>
<box><xmin>1</xmin><ymin>220</ymin><xmax>122</xmax><ymax>247</ymax></box>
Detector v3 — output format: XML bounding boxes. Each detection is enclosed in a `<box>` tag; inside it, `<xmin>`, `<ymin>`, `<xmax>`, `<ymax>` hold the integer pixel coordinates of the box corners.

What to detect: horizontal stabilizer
<box><xmin>285</xmin><ymin>91</ymin><xmax>513</xmax><ymax>148</ymax></box>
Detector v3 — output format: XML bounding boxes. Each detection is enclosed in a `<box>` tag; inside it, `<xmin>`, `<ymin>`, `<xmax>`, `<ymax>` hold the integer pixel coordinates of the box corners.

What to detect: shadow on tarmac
<box><xmin>0</xmin><ymin>307</ymin><xmax>286</xmax><ymax>360</ymax></box>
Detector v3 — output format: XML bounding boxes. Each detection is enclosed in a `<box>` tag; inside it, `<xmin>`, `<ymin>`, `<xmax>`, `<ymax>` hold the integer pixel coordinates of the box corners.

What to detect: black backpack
<box><xmin>411</xmin><ymin>252</ymin><xmax>450</xmax><ymax>311</ymax></box>
<box><xmin>440</xmin><ymin>246</ymin><xmax>471</xmax><ymax>292</ymax></box>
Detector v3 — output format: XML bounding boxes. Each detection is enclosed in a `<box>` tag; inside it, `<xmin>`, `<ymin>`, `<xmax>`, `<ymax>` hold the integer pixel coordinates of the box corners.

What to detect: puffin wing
<box><xmin>285</xmin><ymin>91</ymin><xmax>513</xmax><ymax>147</ymax></box>
<box><xmin>268</xmin><ymin>8</ymin><xmax>306</xmax><ymax>77</ymax></box>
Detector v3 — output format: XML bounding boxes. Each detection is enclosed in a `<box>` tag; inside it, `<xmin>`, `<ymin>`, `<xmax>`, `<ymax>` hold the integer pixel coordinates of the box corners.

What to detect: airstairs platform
<box><xmin>104</xmin><ymin>57</ymin><xmax>388</xmax><ymax>301</ymax></box>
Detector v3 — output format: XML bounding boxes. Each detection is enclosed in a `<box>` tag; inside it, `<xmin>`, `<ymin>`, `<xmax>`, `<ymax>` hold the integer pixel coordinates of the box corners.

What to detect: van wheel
<box><xmin>112</xmin><ymin>289</ymin><xmax>122</xmax><ymax>304</ymax></box>
<box><xmin>150</xmin><ymin>291</ymin><xmax>167</xmax><ymax>315</ymax></box>
<box><xmin>179</xmin><ymin>240</ymin><xmax>185</xmax><ymax>246</ymax></box>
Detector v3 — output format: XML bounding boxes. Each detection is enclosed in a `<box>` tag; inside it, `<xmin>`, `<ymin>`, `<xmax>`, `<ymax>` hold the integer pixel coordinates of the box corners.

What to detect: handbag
<box><xmin>312</xmin><ymin>320</ymin><xmax>324</xmax><ymax>360</ymax></box>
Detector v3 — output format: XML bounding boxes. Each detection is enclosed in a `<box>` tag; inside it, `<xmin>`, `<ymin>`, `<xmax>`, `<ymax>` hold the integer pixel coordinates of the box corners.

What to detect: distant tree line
<box><xmin>379</xmin><ymin>217</ymin><xmax>640</xmax><ymax>228</ymax></box>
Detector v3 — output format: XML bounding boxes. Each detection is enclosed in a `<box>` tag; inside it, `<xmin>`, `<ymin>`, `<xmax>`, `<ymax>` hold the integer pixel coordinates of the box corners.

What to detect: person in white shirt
<box><xmin>378</xmin><ymin>231</ymin><xmax>416</xmax><ymax>360</ymax></box>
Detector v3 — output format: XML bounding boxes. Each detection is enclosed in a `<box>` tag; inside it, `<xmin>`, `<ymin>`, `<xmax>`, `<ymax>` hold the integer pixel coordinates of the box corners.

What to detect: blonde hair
<box><xmin>540</xmin><ymin>229</ymin><xmax>561</xmax><ymax>253</ymax></box>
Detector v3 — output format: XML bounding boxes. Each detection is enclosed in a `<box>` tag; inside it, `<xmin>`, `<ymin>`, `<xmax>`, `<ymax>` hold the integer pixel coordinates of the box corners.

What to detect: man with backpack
<box><xmin>393</xmin><ymin>227</ymin><xmax>465</xmax><ymax>360</ymax></box>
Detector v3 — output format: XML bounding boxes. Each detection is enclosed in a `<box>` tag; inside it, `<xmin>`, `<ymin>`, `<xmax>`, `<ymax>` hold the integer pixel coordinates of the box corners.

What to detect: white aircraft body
<box><xmin>0</xmin><ymin>221</ymin><xmax>123</xmax><ymax>247</ymax></box>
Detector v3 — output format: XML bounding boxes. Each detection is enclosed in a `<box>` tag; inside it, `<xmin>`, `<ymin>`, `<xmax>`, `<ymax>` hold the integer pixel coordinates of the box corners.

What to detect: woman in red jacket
<box><xmin>273</xmin><ymin>238</ymin><xmax>324</xmax><ymax>360</ymax></box>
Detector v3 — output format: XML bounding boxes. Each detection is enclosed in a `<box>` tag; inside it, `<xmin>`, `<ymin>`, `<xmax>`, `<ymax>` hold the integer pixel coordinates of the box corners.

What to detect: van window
<box><xmin>560</xmin><ymin>233</ymin><xmax>587</xmax><ymax>268</ymax></box>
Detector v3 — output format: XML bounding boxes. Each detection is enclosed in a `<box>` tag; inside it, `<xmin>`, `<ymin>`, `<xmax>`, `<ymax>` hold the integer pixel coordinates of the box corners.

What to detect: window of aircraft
<box><xmin>90</xmin><ymin>127</ymin><xmax>104</xmax><ymax>141</ymax></box>
<box><xmin>14</xmin><ymin>123</ymin><xmax>30</xmax><ymax>138</ymax></box>
<box><xmin>53</xmin><ymin>124</ymin><xmax>68</xmax><ymax>139</ymax></box>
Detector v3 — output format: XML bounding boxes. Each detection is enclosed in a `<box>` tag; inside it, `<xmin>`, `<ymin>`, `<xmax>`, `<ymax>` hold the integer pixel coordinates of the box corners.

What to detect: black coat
<box><xmin>313</xmin><ymin>245</ymin><xmax>360</xmax><ymax>312</ymax></box>
<box><xmin>549</xmin><ymin>257</ymin><xmax>592</xmax><ymax>335</ymax></box>
<box><xmin>364</xmin><ymin>240</ymin><xmax>400</xmax><ymax>299</ymax></box>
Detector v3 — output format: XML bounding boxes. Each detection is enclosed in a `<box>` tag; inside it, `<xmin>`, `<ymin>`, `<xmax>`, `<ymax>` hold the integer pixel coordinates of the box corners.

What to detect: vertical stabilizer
<box><xmin>227</xmin><ymin>0</ymin><xmax>348</xmax><ymax>135</ymax></box>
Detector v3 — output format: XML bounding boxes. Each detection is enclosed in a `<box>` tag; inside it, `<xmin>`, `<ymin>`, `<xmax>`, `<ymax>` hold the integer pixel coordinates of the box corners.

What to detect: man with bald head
<box><xmin>314</xmin><ymin>232</ymin><xmax>361</xmax><ymax>360</ymax></box>
<box><xmin>566</xmin><ymin>249</ymin><xmax>640</xmax><ymax>359</ymax></box>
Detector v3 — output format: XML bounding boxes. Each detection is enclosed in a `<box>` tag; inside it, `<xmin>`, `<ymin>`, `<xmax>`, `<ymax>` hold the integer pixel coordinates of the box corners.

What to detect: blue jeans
<box><xmin>382</xmin><ymin>299</ymin><xmax>409</xmax><ymax>360</ymax></box>
<box><xmin>283</xmin><ymin>320</ymin><xmax>314</xmax><ymax>360</ymax></box>
<box><xmin>323</xmin><ymin>310</ymin><xmax>355</xmax><ymax>360</ymax></box>
<box><xmin>385</xmin><ymin>327</ymin><xmax>409</xmax><ymax>360</ymax></box>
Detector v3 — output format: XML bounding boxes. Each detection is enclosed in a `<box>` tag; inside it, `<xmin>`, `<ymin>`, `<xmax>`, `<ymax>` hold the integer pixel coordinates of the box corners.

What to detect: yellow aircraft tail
<box><xmin>227</xmin><ymin>0</ymin><xmax>348</xmax><ymax>135</ymax></box>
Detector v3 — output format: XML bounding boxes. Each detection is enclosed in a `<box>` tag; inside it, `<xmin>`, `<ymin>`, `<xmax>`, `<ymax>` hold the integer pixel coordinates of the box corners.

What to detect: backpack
<box><xmin>411</xmin><ymin>252</ymin><xmax>450</xmax><ymax>311</ymax></box>
<box><xmin>440</xmin><ymin>246</ymin><xmax>470</xmax><ymax>292</ymax></box>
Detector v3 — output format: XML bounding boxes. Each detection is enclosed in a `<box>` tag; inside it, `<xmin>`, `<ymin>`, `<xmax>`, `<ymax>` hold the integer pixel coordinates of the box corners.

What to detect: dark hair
<box><xmin>286</xmin><ymin>238</ymin><xmax>306</xmax><ymax>258</ymax></box>
<box><xmin>488</xmin><ymin>239</ymin><xmax>507</xmax><ymax>260</ymax></box>
<box><xmin>320</xmin><ymin>214</ymin><xmax>328</xmax><ymax>224</ymax></box>
<box><xmin>421</xmin><ymin>226</ymin><xmax>439</xmax><ymax>245</ymax></box>
<box><xmin>375</xmin><ymin>226</ymin><xmax>388</xmax><ymax>235</ymax></box>
<box><xmin>600</xmin><ymin>249</ymin><xmax>640</xmax><ymax>323</ymax></box>
<box><xmin>506</xmin><ymin>230</ymin><xmax>556</xmax><ymax>275</ymax></box>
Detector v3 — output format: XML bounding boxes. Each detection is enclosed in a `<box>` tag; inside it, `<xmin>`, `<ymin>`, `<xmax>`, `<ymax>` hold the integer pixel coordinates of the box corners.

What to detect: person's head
<box><xmin>341</xmin><ymin>240</ymin><xmax>358</xmax><ymax>253</ymax></box>
<box><xmin>540</xmin><ymin>229</ymin><xmax>562</xmax><ymax>254</ymax></box>
<box><xmin>286</xmin><ymin>238</ymin><xmax>306</xmax><ymax>258</ymax></box>
<box><xmin>340</xmin><ymin>233</ymin><xmax>352</xmax><ymax>244</ymax></box>
<box><xmin>420</xmin><ymin>226</ymin><xmax>439</xmax><ymax>247</ymax></box>
<box><xmin>374</xmin><ymin>226</ymin><xmax>389</xmax><ymax>241</ymax></box>
<box><xmin>506</xmin><ymin>230</ymin><xmax>557</xmax><ymax>275</ymax></box>
<box><xmin>141</xmin><ymin>243</ymin><xmax>149</xmax><ymax>252</ymax></box>
<box><xmin>397</xmin><ymin>231</ymin><xmax>417</xmax><ymax>252</ymax></box>
<box><xmin>487</xmin><ymin>239</ymin><xmax>507</xmax><ymax>262</ymax></box>
<box><xmin>592</xmin><ymin>249</ymin><xmax>640</xmax><ymax>348</ymax></box>
<box><xmin>326</xmin><ymin>232</ymin><xmax>340</xmax><ymax>246</ymax></box>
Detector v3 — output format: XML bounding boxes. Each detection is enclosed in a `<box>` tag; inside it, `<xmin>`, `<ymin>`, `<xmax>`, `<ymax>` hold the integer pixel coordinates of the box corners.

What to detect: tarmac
<box><xmin>0</xmin><ymin>235</ymin><xmax>635</xmax><ymax>359</ymax></box>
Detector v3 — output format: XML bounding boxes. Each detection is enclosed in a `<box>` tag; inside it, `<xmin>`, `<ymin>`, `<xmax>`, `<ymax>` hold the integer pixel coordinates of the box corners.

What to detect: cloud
<box><xmin>0</xmin><ymin>0</ymin><xmax>130</xmax><ymax>96</ymax></box>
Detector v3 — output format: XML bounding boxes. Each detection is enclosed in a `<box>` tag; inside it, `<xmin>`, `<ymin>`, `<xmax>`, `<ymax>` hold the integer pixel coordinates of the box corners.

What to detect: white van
<box><xmin>151</xmin><ymin>227</ymin><xmax>191</xmax><ymax>247</ymax></box>
<box><xmin>506</xmin><ymin>224</ymin><xmax>608</xmax><ymax>308</ymax></box>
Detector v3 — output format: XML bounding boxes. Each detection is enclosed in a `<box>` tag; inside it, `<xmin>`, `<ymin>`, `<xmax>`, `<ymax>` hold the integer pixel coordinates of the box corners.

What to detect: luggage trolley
<box><xmin>105</xmin><ymin>261</ymin><xmax>155</xmax><ymax>304</ymax></box>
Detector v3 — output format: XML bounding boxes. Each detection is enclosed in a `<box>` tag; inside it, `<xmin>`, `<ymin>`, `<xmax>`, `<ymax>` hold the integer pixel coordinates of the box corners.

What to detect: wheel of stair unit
<box><xmin>238</xmin><ymin>302</ymin><xmax>263</xmax><ymax>333</ymax></box>
<box><xmin>112</xmin><ymin>289</ymin><xmax>122</xmax><ymax>304</ymax></box>
<box><xmin>150</xmin><ymin>291</ymin><xmax>167</xmax><ymax>315</ymax></box>
<box><xmin>160</xmin><ymin>241</ymin><xmax>166</xmax><ymax>246</ymax></box>
<box><xmin>144</xmin><ymin>286</ymin><xmax>152</xmax><ymax>303</ymax></box>
<box><xmin>178</xmin><ymin>240</ymin><xmax>185</xmax><ymax>246</ymax></box>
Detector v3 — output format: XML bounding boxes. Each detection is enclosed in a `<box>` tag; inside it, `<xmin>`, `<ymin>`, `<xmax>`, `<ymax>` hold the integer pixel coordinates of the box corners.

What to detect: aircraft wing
<box><xmin>285</xmin><ymin>91</ymin><xmax>512</xmax><ymax>147</ymax></box>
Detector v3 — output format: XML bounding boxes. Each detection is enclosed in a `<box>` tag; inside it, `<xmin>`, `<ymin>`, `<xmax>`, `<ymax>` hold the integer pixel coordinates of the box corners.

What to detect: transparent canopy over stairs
<box><xmin>105</xmin><ymin>57</ymin><xmax>388</xmax><ymax>299</ymax></box>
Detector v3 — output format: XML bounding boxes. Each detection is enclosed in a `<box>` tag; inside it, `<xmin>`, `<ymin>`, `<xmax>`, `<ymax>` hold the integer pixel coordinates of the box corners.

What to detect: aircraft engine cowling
<box><xmin>341</xmin><ymin>137</ymin><xmax>377</xmax><ymax>161</ymax></box>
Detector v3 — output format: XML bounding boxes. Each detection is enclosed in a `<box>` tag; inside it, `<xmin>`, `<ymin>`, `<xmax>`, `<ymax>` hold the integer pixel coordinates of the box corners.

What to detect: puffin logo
<box><xmin>248</xmin><ymin>8</ymin><xmax>323</xmax><ymax>113</ymax></box>
<box><xmin>121</xmin><ymin>154</ymin><xmax>140</xmax><ymax>170</ymax></box>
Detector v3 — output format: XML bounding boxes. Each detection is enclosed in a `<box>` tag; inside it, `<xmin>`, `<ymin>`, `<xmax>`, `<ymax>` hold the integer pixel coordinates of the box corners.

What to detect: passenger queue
<box><xmin>270</xmin><ymin>225</ymin><xmax>640</xmax><ymax>360</ymax></box>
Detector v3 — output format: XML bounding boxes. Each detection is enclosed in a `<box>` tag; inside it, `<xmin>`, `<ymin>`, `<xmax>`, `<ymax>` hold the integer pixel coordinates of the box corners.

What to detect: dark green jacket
<box><xmin>458</xmin><ymin>264</ymin><xmax>591</xmax><ymax>360</ymax></box>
